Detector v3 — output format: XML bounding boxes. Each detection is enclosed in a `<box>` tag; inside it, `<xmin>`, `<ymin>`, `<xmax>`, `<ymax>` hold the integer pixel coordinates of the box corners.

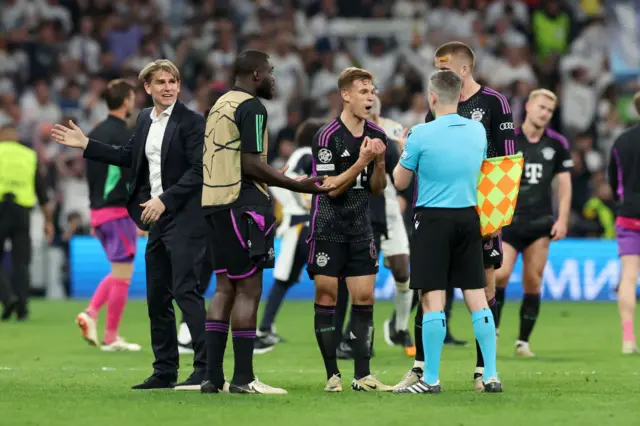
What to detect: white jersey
<box><xmin>376</xmin><ymin>117</ymin><xmax>404</xmax><ymax>221</ymax></box>
<box><xmin>271</xmin><ymin>147</ymin><xmax>313</xmax><ymax>236</ymax></box>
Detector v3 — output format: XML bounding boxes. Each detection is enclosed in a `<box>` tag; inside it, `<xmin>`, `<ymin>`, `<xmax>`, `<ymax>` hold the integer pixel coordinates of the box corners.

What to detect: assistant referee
<box><xmin>391</xmin><ymin>70</ymin><xmax>501</xmax><ymax>394</ymax></box>
<box><xmin>0</xmin><ymin>123</ymin><xmax>53</xmax><ymax>321</ymax></box>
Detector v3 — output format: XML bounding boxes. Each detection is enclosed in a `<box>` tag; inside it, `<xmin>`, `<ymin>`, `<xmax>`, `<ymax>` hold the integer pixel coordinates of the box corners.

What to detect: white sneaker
<box><xmin>515</xmin><ymin>340</ymin><xmax>535</xmax><ymax>357</ymax></box>
<box><xmin>393</xmin><ymin>367</ymin><xmax>423</xmax><ymax>390</ymax></box>
<box><xmin>177</xmin><ymin>322</ymin><xmax>191</xmax><ymax>346</ymax></box>
<box><xmin>76</xmin><ymin>312</ymin><xmax>98</xmax><ymax>347</ymax></box>
<box><xmin>473</xmin><ymin>367</ymin><xmax>484</xmax><ymax>392</ymax></box>
<box><xmin>324</xmin><ymin>374</ymin><xmax>342</xmax><ymax>392</ymax></box>
<box><xmin>351</xmin><ymin>375</ymin><xmax>393</xmax><ymax>392</ymax></box>
<box><xmin>229</xmin><ymin>377</ymin><xmax>288</xmax><ymax>395</ymax></box>
<box><xmin>178</xmin><ymin>344</ymin><xmax>194</xmax><ymax>355</ymax></box>
<box><xmin>101</xmin><ymin>337</ymin><xmax>142</xmax><ymax>352</ymax></box>
<box><xmin>622</xmin><ymin>340</ymin><xmax>640</xmax><ymax>354</ymax></box>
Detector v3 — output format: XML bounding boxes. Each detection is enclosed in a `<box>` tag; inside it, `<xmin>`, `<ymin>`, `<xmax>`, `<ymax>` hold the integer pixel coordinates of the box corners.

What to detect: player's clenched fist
<box><xmin>360</xmin><ymin>136</ymin><xmax>385</xmax><ymax>162</ymax></box>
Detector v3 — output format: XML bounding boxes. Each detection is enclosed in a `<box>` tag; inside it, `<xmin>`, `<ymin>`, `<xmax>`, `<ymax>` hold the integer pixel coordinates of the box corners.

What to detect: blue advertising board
<box><xmin>70</xmin><ymin>237</ymin><xmax>629</xmax><ymax>301</ymax></box>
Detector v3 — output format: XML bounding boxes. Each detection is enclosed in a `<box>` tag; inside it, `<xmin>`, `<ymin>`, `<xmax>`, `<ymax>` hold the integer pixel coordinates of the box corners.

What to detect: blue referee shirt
<box><xmin>399</xmin><ymin>113</ymin><xmax>487</xmax><ymax>208</ymax></box>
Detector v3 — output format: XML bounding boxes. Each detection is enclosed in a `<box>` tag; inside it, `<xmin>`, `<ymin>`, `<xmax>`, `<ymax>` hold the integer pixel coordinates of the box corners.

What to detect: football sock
<box><xmin>351</xmin><ymin>304</ymin><xmax>374</xmax><ymax>379</ymax></box>
<box><xmin>422</xmin><ymin>311</ymin><xmax>446</xmax><ymax>385</ymax></box>
<box><xmin>472</xmin><ymin>308</ymin><xmax>498</xmax><ymax>381</ymax></box>
<box><xmin>518</xmin><ymin>293</ymin><xmax>541</xmax><ymax>342</ymax></box>
<box><xmin>622</xmin><ymin>320</ymin><xmax>635</xmax><ymax>341</ymax></box>
<box><xmin>314</xmin><ymin>304</ymin><xmax>340</xmax><ymax>379</ymax></box>
<box><xmin>231</xmin><ymin>328</ymin><xmax>255</xmax><ymax>385</ymax></box>
<box><xmin>104</xmin><ymin>277</ymin><xmax>130</xmax><ymax>344</ymax></box>
<box><xmin>394</xmin><ymin>280</ymin><xmax>413</xmax><ymax>331</ymax></box>
<box><xmin>476</xmin><ymin>298</ymin><xmax>497</xmax><ymax>368</ymax></box>
<box><xmin>205</xmin><ymin>320</ymin><xmax>229</xmax><ymax>388</ymax></box>
<box><xmin>334</xmin><ymin>279</ymin><xmax>349</xmax><ymax>342</ymax></box>
<box><xmin>259</xmin><ymin>279</ymin><xmax>291</xmax><ymax>333</ymax></box>
<box><xmin>415</xmin><ymin>306</ymin><xmax>424</xmax><ymax>362</ymax></box>
<box><xmin>495</xmin><ymin>287</ymin><xmax>506</xmax><ymax>328</ymax></box>
<box><xmin>86</xmin><ymin>274</ymin><xmax>114</xmax><ymax>318</ymax></box>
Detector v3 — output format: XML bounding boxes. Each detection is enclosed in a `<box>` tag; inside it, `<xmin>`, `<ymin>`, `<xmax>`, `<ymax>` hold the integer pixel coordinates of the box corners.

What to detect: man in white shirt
<box><xmin>51</xmin><ymin>60</ymin><xmax>208</xmax><ymax>391</ymax></box>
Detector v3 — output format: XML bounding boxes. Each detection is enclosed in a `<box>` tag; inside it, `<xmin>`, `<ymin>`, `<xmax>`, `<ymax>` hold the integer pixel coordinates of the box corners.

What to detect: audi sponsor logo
<box><xmin>499</xmin><ymin>122</ymin><xmax>514</xmax><ymax>130</ymax></box>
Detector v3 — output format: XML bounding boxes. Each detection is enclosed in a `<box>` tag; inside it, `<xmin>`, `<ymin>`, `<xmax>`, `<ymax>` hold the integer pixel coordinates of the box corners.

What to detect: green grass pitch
<box><xmin>1</xmin><ymin>300</ymin><xmax>639</xmax><ymax>426</ymax></box>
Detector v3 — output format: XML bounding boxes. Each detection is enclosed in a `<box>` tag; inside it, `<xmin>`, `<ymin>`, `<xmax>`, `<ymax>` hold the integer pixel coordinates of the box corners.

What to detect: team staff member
<box><xmin>0</xmin><ymin>123</ymin><xmax>54</xmax><ymax>321</ymax></box>
<box><xmin>52</xmin><ymin>60</ymin><xmax>208</xmax><ymax>391</ymax></box>
<box><xmin>392</xmin><ymin>70</ymin><xmax>501</xmax><ymax>394</ymax></box>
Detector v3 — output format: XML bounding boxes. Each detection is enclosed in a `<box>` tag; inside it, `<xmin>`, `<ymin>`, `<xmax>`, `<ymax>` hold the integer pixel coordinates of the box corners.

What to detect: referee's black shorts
<box><xmin>409</xmin><ymin>206</ymin><xmax>485</xmax><ymax>292</ymax></box>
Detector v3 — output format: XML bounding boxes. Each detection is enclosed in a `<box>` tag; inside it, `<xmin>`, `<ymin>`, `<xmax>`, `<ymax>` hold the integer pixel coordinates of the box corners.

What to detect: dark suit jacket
<box><xmin>83</xmin><ymin>100</ymin><xmax>206</xmax><ymax>238</ymax></box>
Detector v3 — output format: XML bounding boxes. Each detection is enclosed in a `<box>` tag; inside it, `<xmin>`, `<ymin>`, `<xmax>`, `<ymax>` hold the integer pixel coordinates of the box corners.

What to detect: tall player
<box><xmin>608</xmin><ymin>91</ymin><xmax>640</xmax><ymax>354</ymax></box>
<box><xmin>75</xmin><ymin>79</ymin><xmax>141</xmax><ymax>351</ymax></box>
<box><xmin>493</xmin><ymin>89</ymin><xmax>572</xmax><ymax>356</ymax></box>
<box><xmin>253</xmin><ymin>119</ymin><xmax>325</xmax><ymax>354</ymax></box>
<box><xmin>394</xmin><ymin>41</ymin><xmax>516</xmax><ymax>392</ymax></box>
<box><xmin>308</xmin><ymin>67</ymin><xmax>393</xmax><ymax>392</ymax></box>
<box><xmin>200</xmin><ymin>50</ymin><xmax>331</xmax><ymax>394</ymax></box>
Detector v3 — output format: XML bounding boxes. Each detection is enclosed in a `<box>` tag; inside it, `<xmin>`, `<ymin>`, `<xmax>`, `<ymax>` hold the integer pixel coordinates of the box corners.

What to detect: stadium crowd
<box><xmin>0</xmin><ymin>0</ymin><xmax>630</xmax><ymax>296</ymax></box>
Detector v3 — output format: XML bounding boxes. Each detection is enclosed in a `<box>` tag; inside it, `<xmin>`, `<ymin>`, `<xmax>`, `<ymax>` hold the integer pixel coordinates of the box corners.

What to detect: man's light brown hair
<box><xmin>528</xmin><ymin>88</ymin><xmax>558</xmax><ymax>103</ymax></box>
<box><xmin>138</xmin><ymin>59</ymin><xmax>181</xmax><ymax>85</ymax></box>
<box><xmin>338</xmin><ymin>67</ymin><xmax>374</xmax><ymax>91</ymax></box>
<box><xmin>434</xmin><ymin>41</ymin><xmax>475</xmax><ymax>71</ymax></box>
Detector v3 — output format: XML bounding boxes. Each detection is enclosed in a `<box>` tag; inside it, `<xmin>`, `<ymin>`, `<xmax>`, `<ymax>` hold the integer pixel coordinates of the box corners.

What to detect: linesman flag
<box><xmin>476</xmin><ymin>153</ymin><xmax>524</xmax><ymax>236</ymax></box>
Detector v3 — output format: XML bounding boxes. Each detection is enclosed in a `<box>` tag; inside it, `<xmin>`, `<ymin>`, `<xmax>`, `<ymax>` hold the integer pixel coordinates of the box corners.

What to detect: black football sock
<box><xmin>334</xmin><ymin>279</ymin><xmax>349</xmax><ymax>342</ymax></box>
<box><xmin>495</xmin><ymin>287</ymin><xmax>506</xmax><ymax>328</ymax></box>
<box><xmin>351</xmin><ymin>304</ymin><xmax>374</xmax><ymax>379</ymax></box>
<box><xmin>411</xmin><ymin>290</ymin><xmax>420</xmax><ymax>310</ymax></box>
<box><xmin>475</xmin><ymin>338</ymin><xmax>485</xmax><ymax>368</ymax></box>
<box><xmin>314</xmin><ymin>304</ymin><xmax>340</xmax><ymax>379</ymax></box>
<box><xmin>518</xmin><ymin>293</ymin><xmax>541</xmax><ymax>342</ymax></box>
<box><xmin>259</xmin><ymin>279</ymin><xmax>291</xmax><ymax>333</ymax></box>
<box><xmin>488</xmin><ymin>297</ymin><xmax>498</xmax><ymax>329</ymax></box>
<box><xmin>205</xmin><ymin>320</ymin><xmax>228</xmax><ymax>388</ymax></box>
<box><xmin>231</xmin><ymin>328</ymin><xmax>256</xmax><ymax>385</ymax></box>
<box><xmin>415</xmin><ymin>305</ymin><xmax>424</xmax><ymax>363</ymax></box>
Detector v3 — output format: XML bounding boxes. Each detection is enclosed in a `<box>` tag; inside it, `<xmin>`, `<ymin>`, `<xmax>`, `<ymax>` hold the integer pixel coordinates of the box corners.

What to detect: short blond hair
<box><xmin>138</xmin><ymin>59</ymin><xmax>181</xmax><ymax>84</ymax></box>
<box><xmin>338</xmin><ymin>67</ymin><xmax>374</xmax><ymax>91</ymax></box>
<box><xmin>528</xmin><ymin>88</ymin><xmax>557</xmax><ymax>103</ymax></box>
<box><xmin>435</xmin><ymin>41</ymin><xmax>475</xmax><ymax>71</ymax></box>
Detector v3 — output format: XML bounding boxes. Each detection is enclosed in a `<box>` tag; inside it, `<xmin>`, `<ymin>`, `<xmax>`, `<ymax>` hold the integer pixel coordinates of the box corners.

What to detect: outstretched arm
<box><xmin>52</xmin><ymin>119</ymin><xmax>136</xmax><ymax>168</ymax></box>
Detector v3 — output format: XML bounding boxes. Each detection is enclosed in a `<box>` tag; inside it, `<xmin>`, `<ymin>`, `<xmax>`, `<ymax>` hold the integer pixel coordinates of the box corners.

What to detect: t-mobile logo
<box><xmin>525</xmin><ymin>163</ymin><xmax>543</xmax><ymax>184</ymax></box>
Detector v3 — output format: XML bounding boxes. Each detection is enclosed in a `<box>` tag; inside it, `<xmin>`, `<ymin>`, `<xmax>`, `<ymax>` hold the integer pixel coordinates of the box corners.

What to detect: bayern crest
<box><xmin>541</xmin><ymin>147</ymin><xmax>555</xmax><ymax>160</ymax></box>
<box><xmin>471</xmin><ymin>108</ymin><xmax>484</xmax><ymax>121</ymax></box>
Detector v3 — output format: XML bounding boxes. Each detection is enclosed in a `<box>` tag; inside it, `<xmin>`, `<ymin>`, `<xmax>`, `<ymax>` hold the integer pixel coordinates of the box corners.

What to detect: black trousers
<box><xmin>0</xmin><ymin>202</ymin><xmax>31</xmax><ymax>308</ymax></box>
<box><xmin>146</xmin><ymin>214</ymin><xmax>207</xmax><ymax>379</ymax></box>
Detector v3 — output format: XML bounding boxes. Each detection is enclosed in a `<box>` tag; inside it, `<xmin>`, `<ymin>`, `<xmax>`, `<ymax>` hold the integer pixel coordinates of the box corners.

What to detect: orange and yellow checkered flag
<box><xmin>476</xmin><ymin>153</ymin><xmax>524</xmax><ymax>237</ymax></box>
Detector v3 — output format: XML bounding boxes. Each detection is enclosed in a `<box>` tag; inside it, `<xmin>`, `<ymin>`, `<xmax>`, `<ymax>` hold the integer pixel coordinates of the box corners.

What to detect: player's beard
<box><xmin>256</xmin><ymin>78</ymin><xmax>274</xmax><ymax>100</ymax></box>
